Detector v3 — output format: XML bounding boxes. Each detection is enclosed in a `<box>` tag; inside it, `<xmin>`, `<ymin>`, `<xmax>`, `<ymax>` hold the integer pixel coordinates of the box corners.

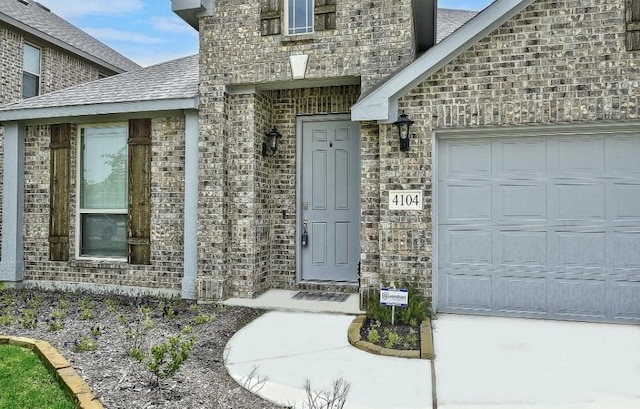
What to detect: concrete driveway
<box><xmin>224</xmin><ymin>291</ymin><xmax>640</xmax><ymax>409</ymax></box>
<box><xmin>433</xmin><ymin>314</ymin><xmax>640</xmax><ymax>409</ymax></box>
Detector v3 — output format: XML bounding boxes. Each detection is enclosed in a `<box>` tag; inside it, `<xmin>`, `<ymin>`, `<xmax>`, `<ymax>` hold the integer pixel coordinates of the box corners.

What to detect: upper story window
<box><xmin>78</xmin><ymin>125</ymin><xmax>128</xmax><ymax>259</ymax></box>
<box><xmin>22</xmin><ymin>43</ymin><xmax>41</xmax><ymax>98</ymax></box>
<box><xmin>287</xmin><ymin>0</ymin><xmax>313</xmax><ymax>35</ymax></box>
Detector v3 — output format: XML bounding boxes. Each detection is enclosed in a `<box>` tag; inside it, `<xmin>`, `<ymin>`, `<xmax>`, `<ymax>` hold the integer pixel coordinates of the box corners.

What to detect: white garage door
<box><xmin>437</xmin><ymin>127</ymin><xmax>640</xmax><ymax>323</ymax></box>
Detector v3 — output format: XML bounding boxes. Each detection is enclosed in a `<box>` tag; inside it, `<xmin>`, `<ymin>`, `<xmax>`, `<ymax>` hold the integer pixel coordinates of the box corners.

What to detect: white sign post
<box><xmin>380</xmin><ymin>287</ymin><xmax>408</xmax><ymax>326</ymax></box>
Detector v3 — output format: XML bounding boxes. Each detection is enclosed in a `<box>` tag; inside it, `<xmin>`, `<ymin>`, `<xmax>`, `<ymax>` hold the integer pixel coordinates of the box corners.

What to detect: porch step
<box><xmin>222</xmin><ymin>289</ymin><xmax>364</xmax><ymax>315</ymax></box>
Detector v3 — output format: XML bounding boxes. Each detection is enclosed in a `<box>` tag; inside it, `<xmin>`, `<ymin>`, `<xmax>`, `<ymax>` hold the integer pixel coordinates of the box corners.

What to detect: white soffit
<box><xmin>350</xmin><ymin>0</ymin><xmax>535</xmax><ymax>123</ymax></box>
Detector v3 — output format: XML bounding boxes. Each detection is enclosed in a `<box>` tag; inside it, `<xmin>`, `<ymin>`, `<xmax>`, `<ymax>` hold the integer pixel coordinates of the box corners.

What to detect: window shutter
<box><xmin>128</xmin><ymin>119</ymin><xmax>152</xmax><ymax>265</ymax></box>
<box><xmin>627</xmin><ymin>0</ymin><xmax>640</xmax><ymax>50</ymax></box>
<box><xmin>314</xmin><ymin>0</ymin><xmax>336</xmax><ymax>31</ymax></box>
<box><xmin>49</xmin><ymin>124</ymin><xmax>71</xmax><ymax>261</ymax></box>
<box><xmin>260</xmin><ymin>0</ymin><xmax>282</xmax><ymax>36</ymax></box>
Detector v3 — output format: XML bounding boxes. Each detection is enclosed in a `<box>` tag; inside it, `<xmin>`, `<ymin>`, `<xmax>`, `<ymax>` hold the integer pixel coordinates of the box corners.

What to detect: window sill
<box><xmin>71</xmin><ymin>257</ymin><xmax>128</xmax><ymax>268</ymax></box>
<box><xmin>281</xmin><ymin>33</ymin><xmax>316</xmax><ymax>43</ymax></box>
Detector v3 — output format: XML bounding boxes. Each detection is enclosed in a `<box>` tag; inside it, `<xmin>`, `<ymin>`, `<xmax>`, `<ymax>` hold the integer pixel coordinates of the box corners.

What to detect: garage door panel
<box><xmin>611</xmin><ymin>281</ymin><xmax>640</xmax><ymax>319</ymax></box>
<box><xmin>440</xmin><ymin>183</ymin><xmax>492</xmax><ymax>222</ymax></box>
<box><xmin>609</xmin><ymin>136</ymin><xmax>640</xmax><ymax>174</ymax></box>
<box><xmin>553</xmin><ymin>136</ymin><xmax>606</xmax><ymax>175</ymax></box>
<box><xmin>498</xmin><ymin>184</ymin><xmax>547</xmax><ymax>220</ymax></box>
<box><xmin>440</xmin><ymin>139</ymin><xmax>492</xmax><ymax>177</ymax></box>
<box><xmin>553</xmin><ymin>279</ymin><xmax>607</xmax><ymax>318</ymax></box>
<box><xmin>443</xmin><ymin>273</ymin><xmax>492</xmax><ymax>311</ymax></box>
<box><xmin>610</xmin><ymin>184</ymin><xmax>640</xmax><ymax>221</ymax></box>
<box><xmin>498</xmin><ymin>230</ymin><xmax>547</xmax><ymax>266</ymax></box>
<box><xmin>442</xmin><ymin>228</ymin><xmax>492</xmax><ymax>266</ymax></box>
<box><xmin>494</xmin><ymin>276</ymin><xmax>547</xmax><ymax>314</ymax></box>
<box><xmin>611</xmin><ymin>231</ymin><xmax>640</xmax><ymax>268</ymax></box>
<box><xmin>552</xmin><ymin>231</ymin><xmax>606</xmax><ymax>268</ymax></box>
<box><xmin>550</xmin><ymin>183</ymin><xmax>606</xmax><ymax>221</ymax></box>
<box><xmin>495</xmin><ymin>138</ymin><xmax>546</xmax><ymax>175</ymax></box>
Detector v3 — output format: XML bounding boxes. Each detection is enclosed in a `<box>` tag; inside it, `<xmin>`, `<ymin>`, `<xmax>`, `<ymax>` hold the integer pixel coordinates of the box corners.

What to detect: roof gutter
<box><xmin>0</xmin><ymin>97</ymin><xmax>199</xmax><ymax>122</ymax></box>
<box><xmin>351</xmin><ymin>0</ymin><xmax>535</xmax><ymax>123</ymax></box>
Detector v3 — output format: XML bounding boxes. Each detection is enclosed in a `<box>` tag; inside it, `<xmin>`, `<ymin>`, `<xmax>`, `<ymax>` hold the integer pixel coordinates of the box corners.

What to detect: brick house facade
<box><xmin>1</xmin><ymin>0</ymin><xmax>639</xmax><ymax>323</ymax></box>
<box><xmin>0</xmin><ymin>0</ymin><xmax>139</xmax><ymax>270</ymax></box>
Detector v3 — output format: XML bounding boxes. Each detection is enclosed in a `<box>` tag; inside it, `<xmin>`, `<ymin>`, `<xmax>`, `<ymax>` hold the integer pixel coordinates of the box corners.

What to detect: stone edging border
<box><xmin>0</xmin><ymin>335</ymin><xmax>104</xmax><ymax>409</ymax></box>
<box><xmin>347</xmin><ymin>315</ymin><xmax>434</xmax><ymax>360</ymax></box>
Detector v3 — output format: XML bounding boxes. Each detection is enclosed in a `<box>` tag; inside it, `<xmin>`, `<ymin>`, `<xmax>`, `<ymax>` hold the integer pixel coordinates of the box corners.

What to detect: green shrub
<box><xmin>363</xmin><ymin>280</ymin><xmax>431</xmax><ymax>326</ymax></box>
<box><xmin>137</xmin><ymin>335</ymin><xmax>196</xmax><ymax>387</ymax></box>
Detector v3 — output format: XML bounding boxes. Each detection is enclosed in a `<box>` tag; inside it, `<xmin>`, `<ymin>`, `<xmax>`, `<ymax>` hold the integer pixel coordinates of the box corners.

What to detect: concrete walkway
<box><xmin>225</xmin><ymin>311</ymin><xmax>432</xmax><ymax>409</ymax></box>
<box><xmin>224</xmin><ymin>292</ymin><xmax>640</xmax><ymax>409</ymax></box>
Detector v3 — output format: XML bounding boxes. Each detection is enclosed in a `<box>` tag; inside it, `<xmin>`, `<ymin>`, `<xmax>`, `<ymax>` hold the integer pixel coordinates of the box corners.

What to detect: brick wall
<box><xmin>375</xmin><ymin>0</ymin><xmax>640</xmax><ymax>295</ymax></box>
<box><xmin>1</xmin><ymin>24</ymin><xmax>111</xmax><ymax>262</ymax></box>
<box><xmin>22</xmin><ymin>117</ymin><xmax>185</xmax><ymax>290</ymax></box>
<box><xmin>41</xmin><ymin>47</ymin><xmax>101</xmax><ymax>94</ymax></box>
<box><xmin>0</xmin><ymin>27</ymin><xmax>22</xmax><ymax>105</ymax></box>
<box><xmin>199</xmin><ymin>0</ymin><xmax>414</xmax><ymax>92</ymax></box>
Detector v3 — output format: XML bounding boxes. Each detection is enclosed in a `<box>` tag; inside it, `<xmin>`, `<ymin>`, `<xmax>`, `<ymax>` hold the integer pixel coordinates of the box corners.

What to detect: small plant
<box><xmin>90</xmin><ymin>324</ymin><xmax>102</xmax><ymax>337</ymax></box>
<box><xmin>46</xmin><ymin>316</ymin><xmax>64</xmax><ymax>332</ymax></box>
<box><xmin>0</xmin><ymin>311</ymin><xmax>13</xmax><ymax>326</ymax></box>
<box><xmin>117</xmin><ymin>314</ymin><xmax>127</xmax><ymax>325</ymax></box>
<box><xmin>404</xmin><ymin>328</ymin><xmax>419</xmax><ymax>349</ymax></box>
<box><xmin>162</xmin><ymin>303</ymin><xmax>177</xmax><ymax>319</ymax></box>
<box><xmin>366</xmin><ymin>327</ymin><xmax>380</xmax><ymax>344</ymax></box>
<box><xmin>74</xmin><ymin>336</ymin><xmax>98</xmax><ymax>352</ymax></box>
<box><xmin>382</xmin><ymin>328</ymin><xmax>401</xmax><ymax>349</ymax></box>
<box><xmin>58</xmin><ymin>298</ymin><xmax>69</xmax><ymax>311</ymax></box>
<box><xmin>181</xmin><ymin>325</ymin><xmax>193</xmax><ymax>335</ymax></box>
<box><xmin>193</xmin><ymin>312</ymin><xmax>216</xmax><ymax>325</ymax></box>
<box><xmin>135</xmin><ymin>335</ymin><xmax>196</xmax><ymax>387</ymax></box>
<box><xmin>20</xmin><ymin>308</ymin><xmax>38</xmax><ymax>329</ymax></box>
<box><xmin>78</xmin><ymin>297</ymin><xmax>95</xmax><ymax>320</ymax></box>
<box><xmin>129</xmin><ymin>347</ymin><xmax>145</xmax><ymax>362</ymax></box>
<box><xmin>303</xmin><ymin>377</ymin><xmax>351</xmax><ymax>409</ymax></box>
<box><xmin>105</xmin><ymin>298</ymin><xmax>117</xmax><ymax>313</ymax></box>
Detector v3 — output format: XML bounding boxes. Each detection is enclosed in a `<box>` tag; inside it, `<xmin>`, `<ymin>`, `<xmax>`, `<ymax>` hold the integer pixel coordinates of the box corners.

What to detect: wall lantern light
<box><xmin>262</xmin><ymin>126</ymin><xmax>282</xmax><ymax>157</ymax></box>
<box><xmin>393</xmin><ymin>110</ymin><xmax>414</xmax><ymax>152</ymax></box>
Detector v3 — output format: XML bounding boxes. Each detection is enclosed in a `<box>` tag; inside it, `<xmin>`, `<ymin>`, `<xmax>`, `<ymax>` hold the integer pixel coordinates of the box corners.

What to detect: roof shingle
<box><xmin>0</xmin><ymin>54</ymin><xmax>199</xmax><ymax>114</ymax></box>
<box><xmin>0</xmin><ymin>0</ymin><xmax>140</xmax><ymax>72</ymax></box>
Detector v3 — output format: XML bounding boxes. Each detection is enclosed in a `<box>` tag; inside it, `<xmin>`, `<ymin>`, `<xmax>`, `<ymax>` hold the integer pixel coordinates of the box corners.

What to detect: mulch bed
<box><xmin>358</xmin><ymin>317</ymin><xmax>420</xmax><ymax>351</ymax></box>
<box><xmin>0</xmin><ymin>288</ymin><xmax>280</xmax><ymax>409</ymax></box>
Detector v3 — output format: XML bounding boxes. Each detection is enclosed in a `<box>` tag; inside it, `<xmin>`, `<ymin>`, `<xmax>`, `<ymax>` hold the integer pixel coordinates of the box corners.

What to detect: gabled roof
<box><xmin>351</xmin><ymin>0</ymin><xmax>535</xmax><ymax>123</ymax></box>
<box><xmin>0</xmin><ymin>0</ymin><xmax>140</xmax><ymax>73</ymax></box>
<box><xmin>0</xmin><ymin>54</ymin><xmax>199</xmax><ymax>121</ymax></box>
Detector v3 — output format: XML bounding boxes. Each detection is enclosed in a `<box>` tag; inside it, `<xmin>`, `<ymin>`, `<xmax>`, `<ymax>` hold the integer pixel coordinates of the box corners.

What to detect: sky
<box><xmin>37</xmin><ymin>0</ymin><xmax>494</xmax><ymax>68</ymax></box>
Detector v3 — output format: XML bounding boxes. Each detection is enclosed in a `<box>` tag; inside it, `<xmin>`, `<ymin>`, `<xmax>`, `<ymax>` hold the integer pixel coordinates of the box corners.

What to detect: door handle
<box><xmin>301</xmin><ymin>218</ymin><xmax>309</xmax><ymax>247</ymax></box>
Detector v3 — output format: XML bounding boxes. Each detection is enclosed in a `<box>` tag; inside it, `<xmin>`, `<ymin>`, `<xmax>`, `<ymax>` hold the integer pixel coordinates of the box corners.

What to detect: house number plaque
<box><xmin>388</xmin><ymin>190</ymin><xmax>422</xmax><ymax>210</ymax></box>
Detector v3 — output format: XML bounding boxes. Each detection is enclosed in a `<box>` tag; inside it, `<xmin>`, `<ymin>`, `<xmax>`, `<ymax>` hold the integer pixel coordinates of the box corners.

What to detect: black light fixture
<box><xmin>393</xmin><ymin>110</ymin><xmax>414</xmax><ymax>152</ymax></box>
<box><xmin>262</xmin><ymin>126</ymin><xmax>282</xmax><ymax>157</ymax></box>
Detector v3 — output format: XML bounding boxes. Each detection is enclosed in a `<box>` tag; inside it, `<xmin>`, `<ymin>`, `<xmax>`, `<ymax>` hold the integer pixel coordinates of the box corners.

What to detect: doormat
<box><xmin>292</xmin><ymin>291</ymin><xmax>349</xmax><ymax>303</ymax></box>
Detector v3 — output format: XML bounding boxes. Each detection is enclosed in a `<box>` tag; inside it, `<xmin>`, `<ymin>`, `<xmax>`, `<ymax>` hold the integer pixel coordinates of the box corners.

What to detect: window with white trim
<box><xmin>287</xmin><ymin>0</ymin><xmax>313</xmax><ymax>34</ymax></box>
<box><xmin>22</xmin><ymin>43</ymin><xmax>41</xmax><ymax>98</ymax></box>
<box><xmin>78</xmin><ymin>125</ymin><xmax>128</xmax><ymax>258</ymax></box>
